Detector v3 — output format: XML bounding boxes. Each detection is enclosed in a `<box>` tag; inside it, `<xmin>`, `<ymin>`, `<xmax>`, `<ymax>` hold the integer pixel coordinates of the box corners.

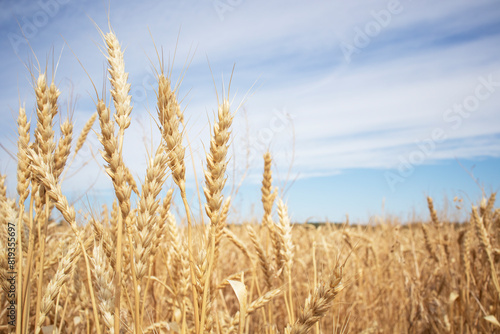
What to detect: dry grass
<box><xmin>1</xmin><ymin>28</ymin><xmax>499</xmax><ymax>334</ymax></box>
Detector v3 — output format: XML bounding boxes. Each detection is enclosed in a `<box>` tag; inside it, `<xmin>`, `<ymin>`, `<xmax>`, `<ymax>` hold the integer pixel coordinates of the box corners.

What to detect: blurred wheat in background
<box><xmin>0</xmin><ymin>25</ymin><xmax>499</xmax><ymax>334</ymax></box>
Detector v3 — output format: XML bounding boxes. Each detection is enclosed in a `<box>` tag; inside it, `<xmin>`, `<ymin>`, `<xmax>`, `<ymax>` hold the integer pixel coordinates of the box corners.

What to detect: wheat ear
<box><xmin>91</xmin><ymin>218</ymin><xmax>116</xmax><ymax>268</ymax></box>
<box><xmin>34</xmin><ymin>74</ymin><xmax>56</xmax><ymax>165</ymax></box>
<box><xmin>54</xmin><ymin>119</ymin><xmax>73</xmax><ymax>180</ymax></box>
<box><xmin>421</xmin><ymin>223</ymin><xmax>439</xmax><ymax>262</ymax></box>
<box><xmin>213</xmin><ymin>196</ymin><xmax>231</xmax><ymax>272</ymax></box>
<box><xmin>35</xmin><ymin>241</ymin><xmax>79</xmax><ymax>334</ymax></box>
<box><xmin>426</xmin><ymin>196</ymin><xmax>446</xmax><ymax>261</ymax></box>
<box><xmin>76</xmin><ymin>112</ymin><xmax>97</xmax><ymax>156</ymax></box>
<box><xmin>152</xmin><ymin>188</ymin><xmax>173</xmax><ymax>259</ymax></box>
<box><xmin>261</xmin><ymin>151</ymin><xmax>279</xmax><ymax>260</ymax></box>
<box><xmin>0</xmin><ymin>174</ymin><xmax>6</xmax><ymax>203</ymax></box>
<box><xmin>48</xmin><ymin>80</ymin><xmax>60</xmax><ymax>117</ymax></box>
<box><xmin>61</xmin><ymin>111</ymin><xmax>98</xmax><ymax>184</ymax></box>
<box><xmin>276</xmin><ymin>199</ymin><xmax>295</xmax><ymax>322</ymax></box>
<box><xmin>230</xmin><ymin>287</ymin><xmax>283</xmax><ymax>329</ymax></box>
<box><xmin>201</xmin><ymin>98</ymin><xmax>234</xmax><ymax>331</ymax></box>
<box><xmin>92</xmin><ymin>240</ymin><xmax>115</xmax><ymax>334</ymax></box>
<box><xmin>157</xmin><ymin>74</ymin><xmax>185</xmax><ymax>189</ymax></box>
<box><xmin>134</xmin><ymin>145</ymin><xmax>168</xmax><ymax>281</ymax></box>
<box><xmin>262</xmin><ymin>152</ymin><xmax>277</xmax><ymax>224</ymax></box>
<box><xmin>203</xmin><ymin>98</ymin><xmax>233</xmax><ymax>226</ymax></box>
<box><xmin>426</xmin><ymin>197</ymin><xmax>440</xmax><ymax>227</ymax></box>
<box><xmin>247</xmin><ymin>225</ymin><xmax>273</xmax><ymax>290</ymax></box>
<box><xmin>222</xmin><ymin>227</ymin><xmax>253</xmax><ymax>262</ymax></box>
<box><xmin>16</xmin><ymin>105</ymin><xmax>31</xmax><ymax>332</ymax></box>
<box><xmin>17</xmin><ymin>106</ymin><xmax>31</xmax><ymax>203</ymax></box>
<box><xmin>105</xmin><ymin>31</ymin><xmax>132</xmax><ymax>135</ymax></box>
<box><xmin>289</xmin><ymin>266</ymin><xmax>344</xmax><ymax>334</ymax></box>
<box><xmin>482</xmin><ymin>192</ymin><xmax>496</xmax><ymax>230</ymax></box>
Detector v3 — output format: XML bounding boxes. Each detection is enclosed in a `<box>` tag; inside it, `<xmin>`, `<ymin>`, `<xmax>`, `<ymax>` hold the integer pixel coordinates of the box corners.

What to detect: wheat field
<box><xmin>0</xmin><ymin>28</ymin><xmax>499</xmax><ymax>334</ymax></box>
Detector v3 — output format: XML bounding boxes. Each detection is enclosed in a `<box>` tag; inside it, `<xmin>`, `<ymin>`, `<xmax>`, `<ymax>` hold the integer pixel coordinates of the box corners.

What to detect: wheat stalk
<box><xmin>96</xmin><ymin>97</ymin><xmax>132</xmax><ymax>333</ymax></box>
<box><xmin>156</xmin><ymin>71</ymin><xmax>200</xmax><ymax>333</ymax></box>
<box><xmin>32</xmin><ymin>72</ymin><xmax>57</xmax><ymax>333</ymax></box>
<box><xmin>103</xmin><ymin>30</ymin><xmax>136</xmax><ymax>333</ymax></box>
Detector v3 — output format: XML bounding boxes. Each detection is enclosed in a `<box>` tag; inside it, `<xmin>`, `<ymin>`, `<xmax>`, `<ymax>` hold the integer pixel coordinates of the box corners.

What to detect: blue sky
<box><xmin>0</xmin><ymin>0</ymin><xmax>499</xmax><ymax>223</ymax></box>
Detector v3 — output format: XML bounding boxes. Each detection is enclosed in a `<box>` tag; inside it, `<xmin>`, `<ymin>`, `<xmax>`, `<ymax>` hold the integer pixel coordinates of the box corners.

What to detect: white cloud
<box><xmin>0</xmin><ymin>0</ymin><xmax>499</xmax><ymax>203</ymax></box>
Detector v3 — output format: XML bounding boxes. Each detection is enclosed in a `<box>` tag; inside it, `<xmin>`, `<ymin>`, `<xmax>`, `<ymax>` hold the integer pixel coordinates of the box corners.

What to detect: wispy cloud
<box><xmin>0</xmin><ymin>0</ymin><xmax>499</xmax><ymax>220</ymax></box>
